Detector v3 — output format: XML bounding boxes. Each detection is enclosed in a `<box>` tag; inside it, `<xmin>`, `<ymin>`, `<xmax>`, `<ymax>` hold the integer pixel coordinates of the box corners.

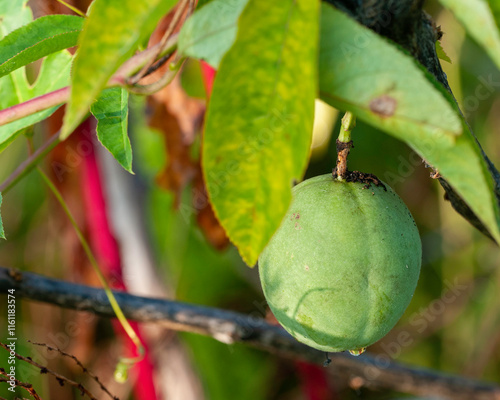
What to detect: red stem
<box><xmin>0</xmin><ymin>87</ymin><xmax>69</xmax><ymax>126</ymax></box>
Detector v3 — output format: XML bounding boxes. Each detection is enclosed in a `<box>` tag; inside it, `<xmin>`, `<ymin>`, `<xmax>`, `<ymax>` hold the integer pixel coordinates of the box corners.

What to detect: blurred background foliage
<box><xmin>1</xmin><ymin>0</ymin><xmax>499</xmax><ymax>399</ymax></box>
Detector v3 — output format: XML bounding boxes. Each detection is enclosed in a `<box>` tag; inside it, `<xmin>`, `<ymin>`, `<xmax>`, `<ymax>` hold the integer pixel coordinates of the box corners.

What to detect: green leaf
<box><xmin>177</xmin><ymin>0</ymin><xmax>248</xmax><ymax>68</ymax></box>
<box><xmin>61</xmin><ymin>0</ymin><xmax>177</xmax><ymax>140</ymax></box>
<box><xmin>203</xmin><ymin>0</ymin><xmax>319</xmax><ymax>266</ymax></box>
<box><xmin>0</xmin><ymin>0</ymin><xmax>33</xmax><ymax>39</ymax></box>
<box><xmin>0</xmin><ymin>192</ymin><xmax>4</xmax><ymax>239</ymax></box>
<box><xmin>91</xmin><ymin>87</ymin><xmax>133</xmax><ymax>173</ymax></box>
<box><xmin>488</xmin><ymin>0</ymin><xmax>500</xmax><ymax>30</ymax></box>
<box><xmin>0</xmin><ymin>0</ymin><xmax>32</xmax><ymax>110</ymax></box>
<box><xmin>436</xmin><ymin>41</ymin><xmax>451</xmax><ymax>63</ymax></box>
<box><xmin>438</xmin><ymin>0</ymin><xmax>500</xmax><ymax>71</ymax></box>
<box><xmin>319</xmin><ymin>4</ymin><xmax>500</xmax><ymax>243</ymax></box>
<box><xmin>0</xmin><ymin>50</ymin><xmax>73</xmax><ymax>152</ymax></box>
<box><xmin>0</xmin><ymin>15</ymin><xmax>83</xmax><ymax>78</ymax></box>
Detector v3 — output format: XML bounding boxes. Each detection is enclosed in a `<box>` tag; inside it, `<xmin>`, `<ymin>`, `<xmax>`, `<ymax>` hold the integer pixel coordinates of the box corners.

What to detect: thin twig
<box><xmin>128</xmin><ymin>0</ymin><xmax>189</xmax><ymax>85</ymax></box>
<box><xmin>1</xmin><ymin>266</ymin><xmax>499</xmax><ymax>400</ymax></box>
<box><xmin>28</xmin><ymin>341</ymin><xmax>118</xmax><ymax>400</ymax></box>
<box><xmin>139</xmin><ymin>53</ymin><xmax>174</xmax><ymax>78</ymax></box>
<box><xmin>127</xmin><ymin>56</ymin><xmax>185</xmax><ymax>95</ymax></box>
<box><xmin>0</xmin><ymin>369</ymin><xmax>43</xmax><ymax>400</ymax></box>
<box><xmin>109</xmin><ymin>35</ymin><xmax>178</xmax><ymax>86</ymax></box>
<box><xmin>0</xmin><ymin>342</ymin><xmax>100</xmax><ymax>400</ymax></box>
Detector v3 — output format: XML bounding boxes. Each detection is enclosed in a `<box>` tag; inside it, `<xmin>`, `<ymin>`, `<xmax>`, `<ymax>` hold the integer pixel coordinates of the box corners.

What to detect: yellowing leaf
<box><xmin>203</xmin><ymin>0</ymin><xmax>319</xmax><ymax>265</ymax></box>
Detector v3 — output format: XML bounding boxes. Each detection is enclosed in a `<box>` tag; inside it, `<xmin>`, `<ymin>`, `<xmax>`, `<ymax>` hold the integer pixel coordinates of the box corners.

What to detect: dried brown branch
<box><xmin>1</xmin><ymin>266</ymin><xmax>499</xmax><ymax>400</ymax></box>
<box><xmin>0</xmin><ymin>341</ymin><xmax>101</xmax><ymax>400</ymax></box>
<box><xmin>27</xmin><ymin>341</ymin><xmax>117</xmax><ymax>400</ymax></box>
<box><xmin>0</xmin><ymin>369</ymin><xmax>43</xmax><ymax>400</ymax></box>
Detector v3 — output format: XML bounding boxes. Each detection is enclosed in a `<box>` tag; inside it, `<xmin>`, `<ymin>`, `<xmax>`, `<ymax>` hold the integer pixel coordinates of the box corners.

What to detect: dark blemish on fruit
<box><xmin>370</xmin><ymin>95</ymin><xmax>397</xmax><ymax>117</ymax></box>
<box><xmin>305</xmin><ymin>265</ymin><xmax>310</xmax><ymax>271</ymax></box>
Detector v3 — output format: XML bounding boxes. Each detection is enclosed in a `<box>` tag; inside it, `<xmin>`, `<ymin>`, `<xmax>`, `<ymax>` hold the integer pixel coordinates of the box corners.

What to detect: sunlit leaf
<box><xmin>203</xmin><ymin>0</ymin><xmax>319</xmax><ymax>265</ymax></box>
<box><xmin>0</xmin><ymin>0</ymin><xmax>33</xmax><ymax>39</ymax></box>
<box><xmin>319</xmin><ymin>4</ymin><xmax>500</xmax><ymax>243</ymax></box>
<box><xmin>439</xmin><ymin>0</ymin><xmax>500</xmax><ymax>71</ymax></box>
<box><xmin>91</xmin><ymin>87</ymin><xmax>133</xmax><ymax>173</ymax></box>
<box><xmin>0</xmin><ymin>15</ymin><xmax>83</xmax><ymax>78</ymax></box>
<box><xmin>61</xmin><ymin>0</ymin><xmax>177</xmax><ymax>140</ymax></box>
<box><xmin>177</xmin><ymin>0</ymin><xmax>248</xmax><ymax>68</ymax></box>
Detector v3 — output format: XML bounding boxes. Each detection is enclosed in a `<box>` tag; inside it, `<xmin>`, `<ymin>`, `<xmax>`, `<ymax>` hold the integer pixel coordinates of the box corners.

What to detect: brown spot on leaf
<box><xmin>369</xmin><ymin>95</ymin><xmax>397</xmax><ymax>117</ymax></box>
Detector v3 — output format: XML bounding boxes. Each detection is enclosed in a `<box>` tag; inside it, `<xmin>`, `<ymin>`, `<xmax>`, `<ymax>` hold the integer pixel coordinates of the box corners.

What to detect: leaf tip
<box><xmin>241</xmin><ymin>250</ymin><xmax>258</xmax><ymax>268</ymax></box>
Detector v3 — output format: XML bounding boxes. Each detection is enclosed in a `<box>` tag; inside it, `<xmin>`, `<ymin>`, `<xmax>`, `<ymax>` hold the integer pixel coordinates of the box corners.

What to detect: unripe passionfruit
<box><xmin>258</xmin><ymin>174</ymin><xmax>421</xmax><ymax>353</ymax></box>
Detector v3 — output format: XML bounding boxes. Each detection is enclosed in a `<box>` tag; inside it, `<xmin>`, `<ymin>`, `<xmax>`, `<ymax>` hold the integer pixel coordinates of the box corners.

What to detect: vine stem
<box><xmin>36</xmin><ymin>167</ymin><xmax>145</xmax><ymax>377</ymax></box>
<box><xmin>334</xmin><ymin>111</ymin><xmax>356</xmax><ymax>181</ymax></box>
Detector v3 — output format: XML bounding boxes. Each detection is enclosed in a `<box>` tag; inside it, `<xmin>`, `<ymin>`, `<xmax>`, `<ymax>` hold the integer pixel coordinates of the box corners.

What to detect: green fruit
<box><xmin>258</xmin><ymin>174</ymin><xmax>421</xmax><ymax>353</ymax></box>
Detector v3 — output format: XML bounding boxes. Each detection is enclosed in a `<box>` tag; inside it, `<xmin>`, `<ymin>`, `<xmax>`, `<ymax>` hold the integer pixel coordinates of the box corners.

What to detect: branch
<box><xmin>0</xmin><ymin>342</ymin><xmax>101</xmax><ymax>400</ymax></box>
<box><xmin>326</xmin><ymin>0</ymin><xmax>500</xmax><ymax>241</ymax></box>
<box><xmin>0</xmin><ymin>368</ymin><xmax>43</xmax><ymax>400</ymax></box>
<box><xmin>1</xmin><ymin>267</ymin><xmax>499</xmax><ymax>400</ymax></box>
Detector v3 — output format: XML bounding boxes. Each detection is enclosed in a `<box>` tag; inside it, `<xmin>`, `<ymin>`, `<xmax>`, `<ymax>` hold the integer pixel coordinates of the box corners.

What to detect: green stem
<box><xmin>36</xmin><ymin>168</ymin><xmax>144</xmax><ymax>378</ymax></box>
<box><xmin>338</xmin><ymin>111</ymin><xmax>356</xmax><ymax>143</ymax></box>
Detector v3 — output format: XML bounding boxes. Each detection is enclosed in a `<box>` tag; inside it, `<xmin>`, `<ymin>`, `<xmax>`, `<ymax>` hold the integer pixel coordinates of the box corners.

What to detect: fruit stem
<box><xmin>334</xmin><ymin>112</ymin><xmax>356</xmax><ymax>181</ymax></box>
<box><xmin>338</xmin><ymin>112</ymin><xmax>355</xmax><ymax>143</ymax></box>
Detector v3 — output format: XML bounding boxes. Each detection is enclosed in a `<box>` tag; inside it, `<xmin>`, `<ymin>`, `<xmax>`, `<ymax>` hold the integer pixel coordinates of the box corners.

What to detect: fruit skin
<box><xmin>258</xmin><ymin>174</ymin><xmax>421</xmax><ymax>353</ymax></box>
